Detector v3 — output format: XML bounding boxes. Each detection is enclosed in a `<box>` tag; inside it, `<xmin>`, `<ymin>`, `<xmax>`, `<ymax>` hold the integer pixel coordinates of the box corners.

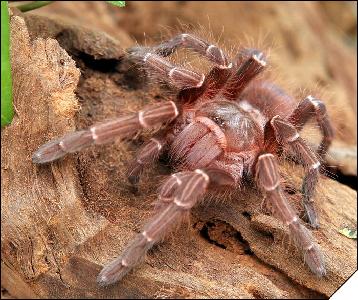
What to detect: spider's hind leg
<box><xmin>222</xmin><ymin>48</ymin><xmax>267</xmax><ymax>101</ymax></box>
<box><xmin>269</xmin><ymin>116</ymin><xmax>322</xmax><ymax>228</ymax></box>
<box><xmin>153</xmin><ymin>33</ymin><xmax>230</xmax><ymax>68</ymax></box>
<box><xmin>128</xmin><ymin>48</ymin><xmax>205</xmax><ymax>90</ymax></box>
<box><xmin>129</xmin><ymin>34</ymin><xmax>237</xmax><ymax>105</ymax></box>
<box><xmin>255</xmin><ymin>153</ymin><xmax>326</xmax><ymax>277</ymax></box>
<box><xmin>288</xmin><ymin>95</ymin><xmax>334</xmax><ymax>158</ymax></box>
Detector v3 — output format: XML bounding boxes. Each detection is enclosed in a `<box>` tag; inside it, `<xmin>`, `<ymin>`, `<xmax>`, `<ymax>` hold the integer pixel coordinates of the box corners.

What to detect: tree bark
<box><xmin>2</xmin><ymin>2</ymin><xmax>356</xmax><ymax>299</ymax></box>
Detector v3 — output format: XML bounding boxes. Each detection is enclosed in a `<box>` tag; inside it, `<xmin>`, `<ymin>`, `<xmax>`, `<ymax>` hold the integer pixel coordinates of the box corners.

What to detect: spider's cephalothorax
<box><xmin>32</xmin><ymin>33</ymin><xmax>334</xmax><ymax>286</ymax></box>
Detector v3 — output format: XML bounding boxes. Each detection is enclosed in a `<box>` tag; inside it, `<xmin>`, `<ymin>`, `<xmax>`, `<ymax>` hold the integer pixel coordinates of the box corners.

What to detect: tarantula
<box><xmin>32</xmin><ymin>33</ymin><xmax>334</xmax><ymax>286</ymax></box>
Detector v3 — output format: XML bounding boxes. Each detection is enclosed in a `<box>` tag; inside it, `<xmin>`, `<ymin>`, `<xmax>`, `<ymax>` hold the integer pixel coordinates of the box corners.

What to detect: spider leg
<box><xmin>126</xmin><ymin>136</ymin><xmax>165</xmax><ymax>185</ymax></box>
<box><xmin>130</xmin><ymin>34</ymin><xmax>234</xmax><ymax>102</ymax></box>
<box><xmin>177</xmin><ymin>66</ymin><xmax>233</xmax><ymax>104</ymax></box>
<box><xmin>222</xmin><ymin>48</ymin><xmax>267</xmax><ymax>101</ymax></box>
<box><xmin>32</xmin><ymin>101</ymin><xmax>179</xmax><ymax>164</ymax></box>
<box><xmin>130</xmin><ymin>34</ymin><xmax>235</xmax><ymax>104</ymax></box>
<box><xmin>288</xmin><ymin>95</ymin><xmax>334</xmax><ymax>158</ymax></box>
<box><xmin>153</xmin><ymin>33</ymin><xmax>230</xmax><ymax>68</ymax></box>
<box><xmin>270</xmin><ymin>116</ymin><xmax>322</xmax><ymax>228</ymax></box>
<box><xmin>129</xmin><ymin>50</ymin><xmax>205</xmax><ymax>89</ymax></box>
<box><xmin>255</xmin><ymin>153</ymin><xmax>326</xmax><ymax>277</ymax></box>
<box><xmin>176</xmin><ymin>47</ymin><xmax>267</xmax><ymax>105</ymax></box>
<box><xmin>97</xmin><ymin>168</ymin><xmax>235</xmax><ymax>286</ymax></box>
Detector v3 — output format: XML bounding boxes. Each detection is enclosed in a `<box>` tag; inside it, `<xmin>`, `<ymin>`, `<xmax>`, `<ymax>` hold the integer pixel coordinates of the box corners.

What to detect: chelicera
<box><xmin>32</xmin><ymin>33</ymin><xmax>334</xmax><ymax>286</ymax></box>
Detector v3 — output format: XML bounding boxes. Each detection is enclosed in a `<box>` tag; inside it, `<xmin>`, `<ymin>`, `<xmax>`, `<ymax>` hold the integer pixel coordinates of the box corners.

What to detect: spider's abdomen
<box><xmin>170</xmin><ymin>100</ymin><xmax>264</xmax><ymax>169</ymax></box>
<box><xmin>240</xmin><ymin>81</ymin><xmax>296</xmax><ymax>120</ymax></box>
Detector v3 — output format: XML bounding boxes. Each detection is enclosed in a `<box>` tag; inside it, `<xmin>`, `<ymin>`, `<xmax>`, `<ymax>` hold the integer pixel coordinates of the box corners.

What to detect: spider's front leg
<box><xmin>255</xmin><ymin>153</ymin><xmax>326</xmax><ymax>277</ymax></box>
<box><xmin>289</xmin><ymin>95</ymin><xmax>334</xmax><ymax>158</ymax></box>
<box><xmin>97</xmin><ymin>168</ymin><xmax>235</xmax><ymax>286</ymax></box>
<box><xmin>32</xmin><ymin>101</ymin><xmax>179</xmax><ymax>164</ymax></box>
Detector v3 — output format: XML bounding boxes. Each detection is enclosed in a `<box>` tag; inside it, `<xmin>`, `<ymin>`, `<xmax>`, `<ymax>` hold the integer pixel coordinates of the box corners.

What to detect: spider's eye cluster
<box><xmin>213</xmin><ymin>116</ymin><xmax>225</xmax><ymax>127</ymax></box>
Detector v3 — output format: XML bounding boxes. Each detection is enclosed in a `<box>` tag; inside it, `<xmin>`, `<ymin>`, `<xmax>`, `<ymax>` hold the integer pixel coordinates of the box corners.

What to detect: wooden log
<box><xmin>2</xmin><ymin>3</ymin><xmax>356</xmax><ymax>298</ymax></box>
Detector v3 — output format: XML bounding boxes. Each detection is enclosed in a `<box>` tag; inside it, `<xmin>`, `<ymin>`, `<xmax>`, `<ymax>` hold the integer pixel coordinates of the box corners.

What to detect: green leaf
<box><xmin>106</xmin><ymin>1</ymin><xmax>125</xmax><ymax>8</ymax></box>
<box><xmin>339</xmin><ymin>228</ymin><xmax>357</xmax><ymax>239</ymax></box>
<box><xmin>12</xmin><ymin>1</ymin><xmax>54</xmax><ymax>12</ymax></box>
<box><xmin>1</xmin><ymin>1</ymin><xmax>13</xmax><ymax>127</ymax></box>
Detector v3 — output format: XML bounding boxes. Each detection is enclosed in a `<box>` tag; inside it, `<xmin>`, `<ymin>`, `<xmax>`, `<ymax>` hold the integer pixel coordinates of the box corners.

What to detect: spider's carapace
<box><xmin>194</xmin><ymin>100</ymin><xmax>264</xmax><ymax>151</ymax></box>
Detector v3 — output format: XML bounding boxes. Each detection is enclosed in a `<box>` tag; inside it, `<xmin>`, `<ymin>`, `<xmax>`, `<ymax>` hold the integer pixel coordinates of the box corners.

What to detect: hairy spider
<box><xmin>32</xmin><ymin>33</ymin><xmax>334</xmax><ymax>286</ymax></box>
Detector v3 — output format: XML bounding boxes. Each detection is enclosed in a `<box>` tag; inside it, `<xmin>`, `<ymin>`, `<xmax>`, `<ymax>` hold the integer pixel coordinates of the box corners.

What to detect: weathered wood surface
<box><xmin>1</xmin><ymin>2</ymin><xmax>357</xmax><ymax>299</ymax></box>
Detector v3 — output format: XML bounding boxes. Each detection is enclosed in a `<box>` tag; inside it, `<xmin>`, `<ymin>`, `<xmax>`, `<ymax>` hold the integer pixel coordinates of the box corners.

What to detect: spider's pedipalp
<box><xmin>255</xmin><ymin>153</ymin><xmax>326</xmax><ymax>276</ymax></box>
<box><xmin>194</xmin><ymin>116</ymin><xmax>228</xmax><ymax>150</ymax></box>
<box><xmin>32</xmin><ymin>101</ymin><xmax>179</xmax><ymax>164</ymax></box>
<box><xmin>127</xmin><ymin>136</ymin><xmax>165</xmax><ymax>184</ymax></box>
<box><xmin>171</xmin><ymin>122</ymin><xmax>224</xmax><ymax>170</ymax></box>
<box><xmin>171</xmin><ymin>121</ymin><xmax>209</xmax><ymax>162</ymax></box>
<box><xmin>288</xmin><ymin>95</ymin><xmax>334</xmax><ymax>158</ymax></box>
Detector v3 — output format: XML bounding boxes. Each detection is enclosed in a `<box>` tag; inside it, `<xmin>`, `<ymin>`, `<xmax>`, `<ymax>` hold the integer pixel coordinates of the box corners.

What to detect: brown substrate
<box><xmin>1</xmin><ymin>2</ymin><xmax>357</xmax><ymax>299</ymax></box>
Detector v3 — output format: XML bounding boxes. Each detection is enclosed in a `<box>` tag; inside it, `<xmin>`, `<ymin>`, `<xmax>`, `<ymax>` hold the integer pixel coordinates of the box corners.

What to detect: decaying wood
<box><xmin>1</xmin><ymin>14</ymin><xmax>106</xmax><ymax>297</ymax></box>
<box><xmin>1</xmin><ymin>3</ymin><xmax>357</xmax><ymax>299</ymax></box>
